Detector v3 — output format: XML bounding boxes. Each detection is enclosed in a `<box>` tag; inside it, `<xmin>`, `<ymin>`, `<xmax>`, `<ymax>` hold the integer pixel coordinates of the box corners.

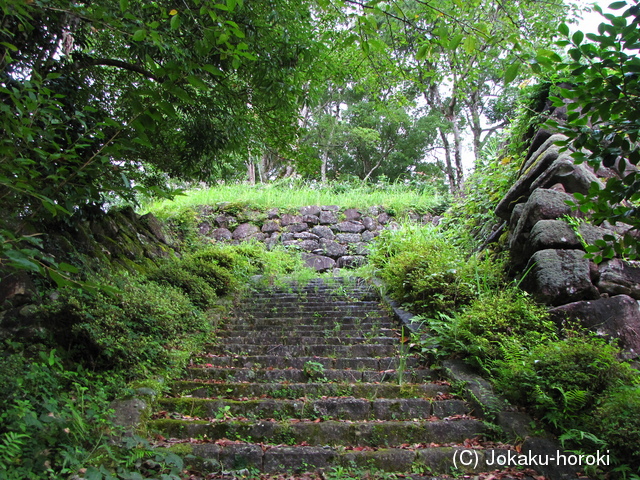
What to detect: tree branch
<box><xmin>70</xmin><ymin>56</ymin><xmax>160</xmax><ymax>81</ymax></box>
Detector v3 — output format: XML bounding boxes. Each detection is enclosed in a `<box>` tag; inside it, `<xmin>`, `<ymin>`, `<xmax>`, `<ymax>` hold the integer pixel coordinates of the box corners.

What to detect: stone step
<box><xmin>157</xmin><ymin>397</ymin><xmax>467</xmax><ymax>421</ymax></box>
<box><xmin>151</xmin><ymin>417</ymin><xmax>485</xmax><ymax>446</ymax></box>
<box><xmin>193</xmin><ymin>355</ymin><xmax>420</xmax><ymax>370</ymax></box>
<box><xmin>224</xmin><ymin>321</ymin><xmax>395</xmax><ymax>331</ymax></box>
<box><xmin>185</xmin><ymin>366</ymin><xmax>435</xmax><ymax>383</ymax></box>
<box><xmin>212</xmin><ymin>343</ymin><xmax>397</xmax><ymax>357</ymax></box>
<box><xmin>175</xmin><ymin>443</ymin><xmax>507</xmax><ymax>475</ymax></box>
<box><xmin>234</xmin><ymin>313</ymin><xmax>393</xmax><ymax>322</ymax></box>
<box><xmin>226</xmin><ymin>317</ymin><xmax>398</xmax><ymax>331</ymax></box>
<box><xmin>240</xmin><ymin>301</ymin><xmax>383</xmax><ymax>310</ymax></box>
<box><xmin>213</xmin><ymin>336</ymin><xmax>398</xmax><ymax>346</ymax></box>
<box><xmin>218</xmin><ymin>326</ymin><xmax>399</xmax><ymax>337</ymax></box>
<box><xmin>171</xmin><ymin>381</ymin><xmax>449</xmax><ymax>399</ymax></box>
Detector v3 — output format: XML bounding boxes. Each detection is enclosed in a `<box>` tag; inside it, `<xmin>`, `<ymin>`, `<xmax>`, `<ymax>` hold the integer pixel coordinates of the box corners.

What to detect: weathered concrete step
<box><xmin>185</xmin><ymin>367</ymin><xmax>435</xmax><ymax>383</ymax></box>
<box><xmin>158</xmin><ymin>397</ymin><xmax>467</xmax><ymax>421</ymax></box>
<box><xmin>214</xmin><ymin>336</ymin><xmax>398</xmax><ymax>346</ymax></box>
<box><xmin>172</xmin><ymin>381</ymin><xmax>449</xmax><ymax>399</ymax></box>
<box><xmin>151</xmin><ymin>417</ymin><xmax>484</xmax><ymax>446</ymax></box>
<box><xmin>213</xmin><ymin>343</ymin><xmax>397</xmax><ymax>357</ymax></box>
<box><xmin>177</xmin><ymin>443</ymin><xmax>513</xmax><ymax>475</ymax></box>
<box><xmin>194</xmin><ymin>355</ymin><xmax>420</xmax><ymax>370</ymax></box>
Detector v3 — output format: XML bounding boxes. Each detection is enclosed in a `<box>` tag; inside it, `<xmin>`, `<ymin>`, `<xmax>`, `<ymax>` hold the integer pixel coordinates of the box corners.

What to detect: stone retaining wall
<box><xmin>493</xmin><ymin>127</ymin><xmax>640</xmax><ymax>355</ymax></box>
<box><xmin>195</xmin><ymin>205</ymin><xmax>440</xmax><ymax>272</ymax></box>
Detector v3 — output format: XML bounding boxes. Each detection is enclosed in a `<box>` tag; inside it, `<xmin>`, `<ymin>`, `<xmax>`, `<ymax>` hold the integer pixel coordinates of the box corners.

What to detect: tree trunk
<box><xmin>247</xmin><ymin>161</ymin><xmax>256</xmax><ymax>185</ymax></box>
<box><xmin>439</xmin><ymin>129</ymin><xmax>457</xmax><ymax>193</ymax></box>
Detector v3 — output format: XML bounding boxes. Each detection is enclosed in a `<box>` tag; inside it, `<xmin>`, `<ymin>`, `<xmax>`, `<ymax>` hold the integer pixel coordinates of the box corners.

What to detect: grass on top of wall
<box><xmin>141</xmin><ymin>179</ymin><xmax>449</xmax><ymax>218</ymax></box>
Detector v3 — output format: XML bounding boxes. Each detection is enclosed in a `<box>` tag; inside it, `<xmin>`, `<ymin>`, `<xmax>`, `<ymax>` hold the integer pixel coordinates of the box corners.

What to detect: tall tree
<box><xmin>336</xmin><ymin>0</ymin><xmax>571</xmax><ymax>191</ymax></box>
<box><xmin>0</xmin><ymin>0</ymin><xmax>318</xmax><ymax>278</ymax></box>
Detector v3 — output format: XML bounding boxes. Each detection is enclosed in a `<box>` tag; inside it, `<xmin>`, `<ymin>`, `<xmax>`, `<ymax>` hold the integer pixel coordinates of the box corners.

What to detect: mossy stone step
<box><xmin>171</xmin><ymin>380</ymin><xmax>449</xmax><ymax>399</ymax></box>
<box><xmin>193</xmin><ymin>355</ymin><xmax>420</xmax><ymax>370</ymax></box>
<box><xmin>214</xmin><ymin>343</ymin><xmax>397</xmax><ymax>357</ymax></box>
<box><xmin>185</xmin><ymin>366</ymin><xmax>435</xmax><ymax>383</ymax></box>
<box><xmin>170</xmin><ymin>443</ymin><xmax>506</xmax><ymax>475</ymax></box>
<box><xmin>151</xmin><ymin>417</ymin><xmax>484</xmax><ymax>446</ymax></box>
<box><xmin>158</xmin><ymin>396</ymin><xmax>466</xmax><ymax>421</ymax></box>
<box><xmin>214</xmin><ymin>336</ymin><xmax>398</xmax><ymax>346</ymax></box>
<box><xmin>168</xmin><ymin>442</ymin><xmax>531</xmax><ymax>477</ymax></box>
<box><xmin>220</xmin><ymin>325</ymin><xmax>398</xmax><ymax>335</ymax></box>
<box><xmin>225</xmin><ymin>321</ymin><xmax>395</xmax><ymax>331</ymax></box>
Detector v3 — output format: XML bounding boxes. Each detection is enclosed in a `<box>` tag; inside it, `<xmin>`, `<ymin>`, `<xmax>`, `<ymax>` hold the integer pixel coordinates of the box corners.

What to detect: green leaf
<box><xmin>608</xmin><ymin>1</ymin><xmax>628</xmax><ymax>9</ymax></box>
<box><xmin>572</xmin><ymin>30</ymin><xmax>584</xmax><ymax>45</ymax></box>
<box><xmin>449</xmin><ymin>34</ymin><xmax>464</xmax><ymax>50</ymax></box>
<box><xmin>169</xmin><ymin>86</ymin><xmax>193</xmax><ymax>103</ymax></box>
<box><xmin>49</xmin><ymin>269</ymin><xmax>72</xmax><ymax>288</ymax></box>
<box><xmin>504</xmin><ymin>62</ymin><xmax>520</xmax><ymax>85</ymax></box>
<box><xmin>58</xmin><ymin>262</ymin><xmax>79</xmax><ymax>274</ymax></box>
<box><xmin>416</xmin><ymin>44</ymin><xmax>428</xmax><ymax>61</ymax></box>
<box><xmin>463</xmin><ymin>36</ymin><xmax>476</xmax><ymax>54</ymax></box>
<box><xmin>5</xmin><ymin>250</ymin><xmax>41</xmax><ymax>272</ymax></box>
<box><xmin>132</xmin><ymin>29</ymin><xmax>147</xmax><ymax>41</ymax></box>
<box><xmin>558</xmin><ymin>23</ymin><xmax>570</xmax><ymax>36</ymax></box>
<box><xmin>170</xmin><ymin>14</ymin><xmax>181</xmax><ymax>30</ymax></box>
<box><xmin>187</xmin><ymin>75</ymin><xmax>209</xmax><ymax>90</ymax></box>
<box><xmin>119</xmin><ymin>0</ymin><xmax>128</xmax><ymax>11</ymax></box>
<box><xmin>0</xmin><ymin>42</ymin><xmax>18</xmax><ymax>52</ymax></box>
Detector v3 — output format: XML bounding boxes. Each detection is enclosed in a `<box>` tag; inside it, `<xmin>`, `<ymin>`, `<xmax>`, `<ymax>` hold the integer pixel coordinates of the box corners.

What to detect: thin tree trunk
<box><xmin>451</xmin><ymin>120</ymin><xmax>464</xmax><ymax>189</ymax></box>
<box><xmin>247</xmin><ymin>161</ymin><xmax>256</xmax><ymax>185</ymax></box>
<box><xmin>439</xmin><ymin>129</ymin><xmax>457</xmax><ymax>193</ymax></box>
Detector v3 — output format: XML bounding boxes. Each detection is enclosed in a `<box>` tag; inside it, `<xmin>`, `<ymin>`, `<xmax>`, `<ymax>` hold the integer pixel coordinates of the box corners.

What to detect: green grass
<box><xmin>141</xmin><ymin>179</ymin><xmax>448</xmax><ymax>218</ymax></box>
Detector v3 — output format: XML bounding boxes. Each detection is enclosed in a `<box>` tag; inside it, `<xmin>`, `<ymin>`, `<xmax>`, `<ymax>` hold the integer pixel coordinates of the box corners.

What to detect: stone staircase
<box><xmin>150</xmin><ymin>277</ymin><xmax>519</xmax><ymax>478</ymax></box>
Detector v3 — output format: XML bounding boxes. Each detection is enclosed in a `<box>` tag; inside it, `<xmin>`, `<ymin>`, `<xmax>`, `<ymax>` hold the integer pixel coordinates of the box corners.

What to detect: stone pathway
<box><xmin>150</xmin><ymin>277</ymin><xmax>525</xmax><ymax>479</ymax></box>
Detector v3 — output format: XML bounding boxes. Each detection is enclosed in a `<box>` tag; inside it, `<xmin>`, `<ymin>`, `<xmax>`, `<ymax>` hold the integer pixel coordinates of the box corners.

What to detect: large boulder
<box><xmin>548</xmin><ymin>295</ymin><xmax>640</xmax><ymax>354</ymax></box>
<box><xmin>0</xmin><ymin>271</ymin><xmax>36</xmax><ymax>308</ymax></box>
<box><xmin>311</xmin><ymin>225</ymin><xmax>335</xmax><ymax>240</ymax></box>
<box><xmin>280</xmin><ymin>214</ymin><xmax>303</xmax><ymax>226</ymax></box>
<box><xmin>596</xmin><ymin>259</ymin><xmax>640</xmax><ymax>299</ymax></box>
<box><xmin>319</xmin><ymin>239</ymin><xmax>347</xmax><ymax>258</ymax></box>
<box><xmin>529</xmin><ymin>156</ymin><xmax>602</xmax><ymax>195</ymax></box>
<box><xmin>300</xmin><ymin>205</ymin><xmax>321</xmax><ymax>216</ymax></box>
<box><xmin>302</xmin><ymin>254</ymin><xmax>335</xmax><ymax>272</ymax></box>
<box><xmin>496</xmin><ymin>142</ymin><xmax>568</xmax><ymax>220</ymax></box>
<box><xmin>509</xmin><ymin>188</ymin><xmax>581</xmax><ymax>262</ymax></box>
<box><xmin>523</xmin><ymin>219</ymin><xmax>610</xmax><ymax>260</ymax></box>
<box><xmin>232</xmin><ymin>223</ymin><xmax>259</xmax><ymax>240</ymax></box>
<box><xmin>524</xmin><ymin>249</ymin><xmax>599</xmax><ymax>306</ymax></box>
<box><xmin>344</xmin><ymin>208</ymin><xmax>362</xmax><ymax>221</ymax></box>
<box><xmin>335</xmin><ymin>221</ymin><xmax>365</xmax><ymax>233</ymax></box>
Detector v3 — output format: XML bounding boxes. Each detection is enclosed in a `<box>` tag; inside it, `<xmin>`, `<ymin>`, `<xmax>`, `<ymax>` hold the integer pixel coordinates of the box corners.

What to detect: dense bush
<box><xmin>40</xmin><ymin>274</ymin><xmax>211</xmax><ymax>374</ymax></box>
<box><xmin>592</xmin><ymin>386</ymin><xmax>640</xmax><ymax>470</ymax></box>
<box><xmin>427</xmin><ymin>289</ymin><xmax>556</xmax><ymax>364</ymax></box>
<box><xmin>369</xmin><ymin>225</ymin><xmax>504</xmax><ymax>316</ymax></box>
<box><xmin>0</xmin><ymin>348</ymin><xmax>116</xmax><ymax>479</ymax></box>
<box><xmin>492</xmin><ymin>334</ymin><xmax>637</xmax><ymax>432</ymax></box>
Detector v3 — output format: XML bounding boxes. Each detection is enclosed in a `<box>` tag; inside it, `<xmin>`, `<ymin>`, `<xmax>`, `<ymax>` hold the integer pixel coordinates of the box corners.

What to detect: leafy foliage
<box><xmin>0</xmin><ymin>347</ymin><xmax>116</xmax><ymax>479</ymax></box>
<box><xmin>431</xmin><ymin>289</ymin><xmax>557</xmax><ymax>364</ymax></box>
<box><xmin>544</xmin><ymin>0</ymin><xmax>640</xmax><ymax>260</ymax></box>
<box><xmin>492</xmin><ymin>333</ymin><xmax>637</xmax><ymax>434</ymax></box>
<box><xmin>593</xmin><ymin>386</ymin><xmax>640</xmax><ymax>470</ymax></box>
<box><xmin>0</xmin><ymin>0</ymin><xmax>319</xmax><ymax>282</ymax></box>
<box><xmin>369</xmin><ymin>224</ymin><xmax>504</xmax><ymax>316</ymax></box>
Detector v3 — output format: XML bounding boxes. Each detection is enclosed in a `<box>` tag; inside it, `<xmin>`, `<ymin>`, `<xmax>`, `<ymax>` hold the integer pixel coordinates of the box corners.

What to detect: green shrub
<box><xmin>40</xmin><ymin>274</ymin><xmax>211</xmax><ymax>374</ymax></box>
<box><xmin>592</xmin><ymin>386</ymin><xmax>640</xmax><ymax>470</ymax></box>
<box><xmin>492</xmin><ymin>334</ymin><xmax>637</xmax><ymax>432</ymax></box>
<box><xmin>370</xmin><ymin>225</ymin><xmax>504</xmax><ymax>316</ymax></box>
<box><xmin>0</xmin><ymin>348</ymin><xmax>116</xmax><ymax>479</ymax></box>
<box><xmin>428</xmin><ymin>289</ymin><xmax>556</xmax><ymax>364</ymax></box>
